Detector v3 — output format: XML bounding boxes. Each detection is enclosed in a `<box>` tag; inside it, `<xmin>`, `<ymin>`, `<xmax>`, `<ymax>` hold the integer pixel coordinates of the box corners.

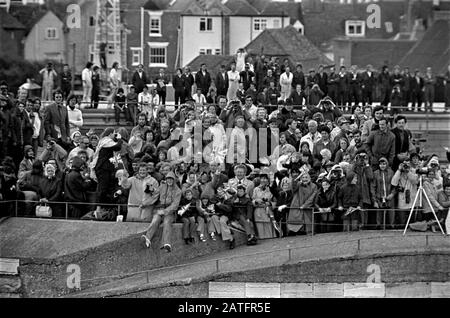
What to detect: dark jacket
<box><xmin>132</xmin><ymin>71</ymin><xmax>148</xmax><ymax>94</ymax></box>
<box><xmin>64</xmin><ymin>157</ymin><xmax>91</xmax><ymax>202</ymax></box>
<box><xmin>39</xmin><ymin>176</ymin><xmax>63</xmax><ymax>201</ymax></box>
<box><xmin>172</xmin><ymin>74</ymin><xmax>186</xmax><ymax>93</ymax></box>
<box><xmin>215</xmin><ymin>71</ymin><xmax>229</xmax><ymax>96</ymax></box>
<box><xmin>338</xmin><ymin>183</ymin><xmax>363</xmax><ymax>208</ymax></box>
<box><xmin>231</xmin><ymin>195</ymin><xmax>253</xmax><ymax>220</ymax></box>
<box><xmin>44</xmin><ymin>102</ymin><xmax>71</xmax><ymax>140</ymax></box>
<box><xmin>195</xmin><ymin>70</ymin><xmax>212</xmax><ymax>95</ymax></box>
<box><xmin>94</xmin><ymin>139</ymin><xmax>123</xmax><ymax>171</ymax></box>
<box><xmin>315</xmin><ymin>187</ymin><xmax>337</xmax><ymax>209</ymax></box>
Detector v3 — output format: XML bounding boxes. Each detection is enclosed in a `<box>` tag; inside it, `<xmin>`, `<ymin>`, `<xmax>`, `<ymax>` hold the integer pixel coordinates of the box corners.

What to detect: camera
<box><xmin>416</xmin><ymin>167</ymin><xmax>429</xmax><ymax>175</ymax></box>
<box><xmin>397</xmin><ymin>186</ymin><xmax>405</xmax><ymax>193</ymax></box>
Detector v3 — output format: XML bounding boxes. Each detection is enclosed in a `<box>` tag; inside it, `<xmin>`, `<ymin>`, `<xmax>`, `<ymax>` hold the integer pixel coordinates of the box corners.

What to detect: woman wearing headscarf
<box><xmin>288</xmin><ymin>171</ymin><xmax>318</xmax><ymax>235</ymax></box>
<box><xmin>39</xmin><ymin>163</ymin><xmax>63</xmax><ymax>217</ymax></box>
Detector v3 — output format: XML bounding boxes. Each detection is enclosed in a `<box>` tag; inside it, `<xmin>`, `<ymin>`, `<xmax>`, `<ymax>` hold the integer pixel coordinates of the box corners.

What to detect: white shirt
<box><xmin>32</xmin><ymin>111</ymin><xmax>41</xmax><ymax>139</ymax></box>
<box><xmin>280</xmin><ymin>72</ymin><xmax>293</xmax><ymax>91</ymax></box>
<box><xmin>110</xmin><ymin>68</ymin><xmax>120</xmax><ymax>87</ymax></box>
<box><xmin>300</xmin><ymin>132</ymin><xmax>322</xmax><ymax>153</ymax></box>
<box><xmin>67</xmin><ymin>106</ymin><xmax>83</xmax><ymax>136</ymax></box>
<box><xmin>82</xmin><ymin>68</ymin><xmax>92</xmax><ymax>86</ymax></box>
<box><xmin>193</xmin><ymin>93</ymin><xmax>206</xmax><ymax>105</ymax></box>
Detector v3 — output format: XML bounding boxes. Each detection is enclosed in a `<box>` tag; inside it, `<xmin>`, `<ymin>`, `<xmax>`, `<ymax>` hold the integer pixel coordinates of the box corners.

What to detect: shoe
<box><xmin>210</xmin><ymin>232</ymin><xmax>217</xmax><ymax>241</ymax></box>
<box><xmin>190</xmin><ymin>237</ymin><xmax>195</xmax><ymax>243</ymax></box>
<box><xmin>163</xmin><ymin>244</ymin><xmax>172</xmax><ymax>253</ymax></box>
<box><xmin>141</xmin><ymin>235</ymin><xmax>151</xmax><ymax>248</ymax></box>
<box><xmin>199</xmin><ymin>234</ymin><xmax>207</xmax><ymax>242</ymax></box>
<box><xmin>184</xmin><ymin>238</ymin><xmax>190</xmax><ymax>245</ymax></box>
<box><xmin>229</xmin><ymin>240</ymin><xmax>235</xmax><ymax>250</ymax></box>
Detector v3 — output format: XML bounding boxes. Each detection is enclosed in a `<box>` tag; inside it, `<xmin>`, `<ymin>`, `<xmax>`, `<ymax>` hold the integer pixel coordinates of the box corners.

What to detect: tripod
<box><xmin>403</xmin><ymin>175</ymin><xmax>446</xmax><ymax>235</ymax></box>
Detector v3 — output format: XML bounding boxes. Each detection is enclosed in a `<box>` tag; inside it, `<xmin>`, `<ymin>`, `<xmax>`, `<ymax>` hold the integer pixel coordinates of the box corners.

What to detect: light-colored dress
<box><xmin>252</xmin><ymin>186</ymin><xmax>276</xmax><ymax>239</ymax></box>
<box><xmin>236</xmin><ymin>52</ymin><xmax>247</xmax><ymax>73</ymax></box>
<box><xmin>227</xmin><ymin>70</ymin><xmax>240</xmax><ymax>101</ymax></box>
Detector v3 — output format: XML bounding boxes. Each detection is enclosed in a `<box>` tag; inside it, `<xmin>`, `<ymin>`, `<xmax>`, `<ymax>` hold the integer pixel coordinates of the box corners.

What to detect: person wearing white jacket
<box><xmin>279</xmin><ymin>66</ymin><xmax>293</xmax><ymax>101</ymax></box>
<box><xmin>121</xmin><ymin>162</ymin><xmax>159</xmax><ymax>222</ymax></box>
<box><xmin>66</xmin><ymin>95</ymin><xmax>83</xmax><ymax>136</ymax></box>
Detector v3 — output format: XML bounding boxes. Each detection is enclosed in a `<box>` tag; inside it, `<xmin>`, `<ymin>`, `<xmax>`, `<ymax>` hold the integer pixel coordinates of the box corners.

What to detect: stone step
<box><xmin>0</xmin><ymin>276</ymin><xmax>22</xmax><ymax>294</ymax></box>
<box><xmin>0</xmin><ymin>258</ymin><xmax>19</xmax><ymax>275</ymax></box>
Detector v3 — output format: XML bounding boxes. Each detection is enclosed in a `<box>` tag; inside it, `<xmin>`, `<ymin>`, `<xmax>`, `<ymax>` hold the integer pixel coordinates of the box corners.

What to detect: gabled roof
<box><xmin>245</xmin><ymin>25</ymin><xmax>333</xmax><ymax>71</ymax></box>
<box><xmin>0</xmin><ymin>8</ymin><xmax>25</xmax><ymax>30</ymax></box>
<box><xmin>171</xmin><ymin>0</ymin><xmax>232</xmax><ymax>15</ymax></box>
<box><xmin>143</xmin><ymin>0</ymin><xmax>172</xmax><ymax>11</ymax></box>
<box><xmin>186</xmin><ymin>55</ymin><xmax>235</xmax><ymax>74</ymax></box>
<box><xmin>8</xmin><ymin>5</ymin><xmax>47</xmax><ymax>34</ymax></box>
<box><xmin>224</xmin><ymin>0</ymin><xmax>259</xmax><ymax>16</ymax></box>
<box><xmin>399</xmin><ymin>19</ymin><xmax>450</xmax><ymax>75</ymax></box>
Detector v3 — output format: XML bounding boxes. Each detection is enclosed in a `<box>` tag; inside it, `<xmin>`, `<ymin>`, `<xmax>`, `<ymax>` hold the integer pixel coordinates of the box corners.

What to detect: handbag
<box><xmin>36</xmin><ymin>204</ymin><xmax>52</xmax><ymax>218</ymax></box>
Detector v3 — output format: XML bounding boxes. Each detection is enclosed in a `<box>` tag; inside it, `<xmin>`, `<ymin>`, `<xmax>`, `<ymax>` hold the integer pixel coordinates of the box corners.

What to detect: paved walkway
<box><xmin>68</xmin><ymin>230</ymin><xmax>450</xmax><ymax>298</ymax></box>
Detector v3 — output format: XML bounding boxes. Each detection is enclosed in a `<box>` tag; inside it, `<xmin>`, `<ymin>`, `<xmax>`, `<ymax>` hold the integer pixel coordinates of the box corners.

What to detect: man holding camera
<box><xmin>391</xmin><ymin>159</ymin><xmax>418</xmax><ymax>227</ymax></box>
<box><xmin>352</xmin><ymin>149</ymin><xmax>375</xmax><ymax>230</ymax></box>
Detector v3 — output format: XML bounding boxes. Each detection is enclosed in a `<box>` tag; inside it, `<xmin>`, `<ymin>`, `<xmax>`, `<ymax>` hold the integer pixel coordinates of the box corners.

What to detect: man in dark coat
<box><xmin>410</xmin><ymin>69</ymin><xmax>424</xmax><ymax>112</ymax></box>
<box><xmin>239</xmin><ymin>63</ymin><xmax>255</xmax><ymax>91</ymax></box>
<box><xmin>215</xmin><ymin>64</ymin><xmax>229</xmax><ymax>97</ymax></box>
<box><xmin>314</xmin><ymin>65</ymin><xmax>328</xmax><ymax>96</ymax></box>
<box><xmin>292</xmin><ymin>64</ymin><xmax>306</xmax><ymax>90</ymax></box>
<box><xmin>195</xmin><ymin>64</ymin><xmax>212</xmax><ymax>96</ymax></box>
<box><xmin>360</xmin><ymin>64</ymin><xmax>376</xmax><ymax>106</ymax></box>
<box><xmin>44</xmin><ymin>90</ymin><xmax>71</xmax><ymax>149</ymax></box>
<box><xmin>378</xmin><ymin>66</ymin><xmax>391</xmax><ymax>106</ymax></box>
<box><xmin>391</xmin><ymin>115</ymin><xmax>411</xmax><ymax>171</ymax></box>
<box><xmin>131</xmin><ymin>64</ymin><xmax>148</xmax><ymax>95</ymax></box>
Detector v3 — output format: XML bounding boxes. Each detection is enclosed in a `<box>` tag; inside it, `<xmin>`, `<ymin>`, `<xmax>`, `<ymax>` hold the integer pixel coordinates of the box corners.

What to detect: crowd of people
<box><xmin>1</xmin><ymin>53</ymin><xmax>450</xmax><ymax>253</ymax></box>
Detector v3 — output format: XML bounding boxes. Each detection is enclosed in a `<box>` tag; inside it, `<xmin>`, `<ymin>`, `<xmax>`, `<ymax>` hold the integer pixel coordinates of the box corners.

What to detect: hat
<box><xmin>378</xmin><ymin>157</ymin><xmax>388</xmax><ymax>163</ymax></box>
<box><xmin>429</xmin><ymin>158</ymin><xmax>439</xmax><ymax>166</ymax></box>
<box><xmin>165</xmin><ymin>171</ymin><xmax>176</xmax><ymax>180</ymax></box>
<box><xmin>337</xmin><ymin>117</ymin><xmax>350</xmax><ymax>126</ymax></box>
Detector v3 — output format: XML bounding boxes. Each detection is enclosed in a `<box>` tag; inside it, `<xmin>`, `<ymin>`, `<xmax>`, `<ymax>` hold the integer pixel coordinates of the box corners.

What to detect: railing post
<box><xmin>65</xmin><ymin>202</ymin><xmax>68</xmax><ymax>220</ymax></box>
<box><xmin>15</xmin><ymin>200</ymin><xmax>18</xmax><ymax>217</ymax></box>
<box><xmin>311</xmin><ymin>209</ymin><xmax>314</xmax><ymax>236</ymax></box>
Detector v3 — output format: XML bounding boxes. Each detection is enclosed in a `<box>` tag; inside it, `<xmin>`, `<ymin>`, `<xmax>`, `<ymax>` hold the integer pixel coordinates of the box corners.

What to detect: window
<box><xmin>89</xmin><ymin>44</ymin><xmax>95</xmax><ymax>62</ymax></box>
<box><xmin>130</xmin><ymin>48</ymin><xmax>141</xmax><ymax>66</ymax></box>
<box><xmin>253</xmin><ymin>18</ymin><xmax>267</xmax><ymax>32</ymax></box>
<box><xmin>89</xmin><ymin>16</ymin><xmax>95</xmax><ymax>27</ymax></box>
<box><xmin>200</xmin><ymin>17</ymin><xmax>213</xmax><ymax>31</ymax></box>
<box><xmin>385</xmin><ymin>21</ymin><xmax>393</xmax><ymax>33</ymax></box>
<box><xmin>199</xmin><ymin>48</ymin><xmax>220</xmax><ymax>55</ymax></box>
<box><xmin>45</xmin><ymin>27</ymin><xmax>58</xmax><ymax>39</ymax></box>
<box><xmin>148</xmin><ymin>42</ymin><xmax>168</xmax><ymax>67</ymax></box>
<box><xmin>345</xmin><ymin>20</ymin><xmax>365</xmax><ymax>37</ymax></box>
<box><xmin>273</xmin><ymin>19</ymin><xmax>281</xmax><ymax>29</ymax></box>
<box><xmin>150</xmin><ymin>16</ymin><xmax>161</xmax><ymax>36</ymax></box>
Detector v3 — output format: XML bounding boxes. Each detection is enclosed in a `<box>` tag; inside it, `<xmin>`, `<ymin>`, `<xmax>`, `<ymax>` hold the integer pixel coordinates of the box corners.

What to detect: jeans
<box><xmin>145</xmin><ymin>212</ymin><xmax>174</xmax><ymax>247</ymax></box>
<box><xmin>182</xmin><ymin>216</ymin><xmax>196</xmax><ymax>239</ymax></box>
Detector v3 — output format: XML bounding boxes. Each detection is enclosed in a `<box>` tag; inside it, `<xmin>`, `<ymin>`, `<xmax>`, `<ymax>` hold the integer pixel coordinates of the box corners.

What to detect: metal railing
<box><xmin>1</xmin><ymin>199</ymin><xmax>441</xmax><ymax>236</ymax></box>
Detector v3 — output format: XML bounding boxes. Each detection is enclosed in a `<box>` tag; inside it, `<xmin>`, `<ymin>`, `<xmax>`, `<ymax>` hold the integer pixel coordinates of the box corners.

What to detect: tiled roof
<box><xmin>8</xmin><ymin>6</ymin><xmax>47</xmax><ymax>34</ymax></box>
<box><xmin>399</xmin><ymin>19</ymin><xmax>450</xmax><ymax>75</ymax></box>
<box><xmin>343</xmin><ymin>38</ymin><xmax>415</xmax><ymax>70</ymax></box>
<box><xmin>224</xmin><ymin>0</ymin><xmax>259</xmax><ymax>16</ymax></box>
<box><xmin>143</xmin><ymin>0</ymin><xmax>172</xmax><ymax>11</ymax></box>
<box><xmin>0</xmin><ymin>8</ymin><xmax>25</xmax><ymax>30</ymax></box>
<box><xmin>245</xmin><ymin>25</ymin><xmax>333</xmax><ymax>71</ymax></box>
<box><xmin>186</xmin><ymin>55</ymin><xmax>235</xmax><ymax>75</ymax></box>
<box><xmin>171</xmin><ymin>0</ymin><xmax>232</xmax><ymax>15</ymax></box>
